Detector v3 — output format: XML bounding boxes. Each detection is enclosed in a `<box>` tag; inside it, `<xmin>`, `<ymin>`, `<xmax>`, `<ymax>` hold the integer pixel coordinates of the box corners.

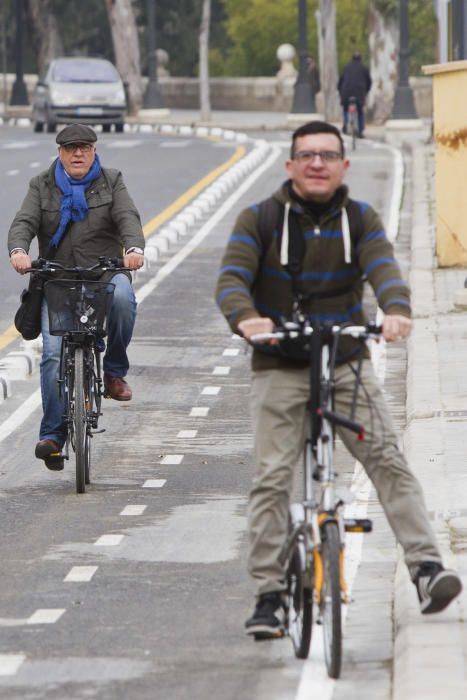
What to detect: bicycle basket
<box><xmin>44</xmin><ymin>279</ymin><xmax>115</xmax><ymax>337</ymax></box>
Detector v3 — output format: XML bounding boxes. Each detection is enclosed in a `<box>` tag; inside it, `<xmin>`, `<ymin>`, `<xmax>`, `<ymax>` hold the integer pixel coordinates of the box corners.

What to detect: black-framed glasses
<box><xmin>293</xmin><ymin>150</ymin><xmax>343</xmax><ymax>164</ymax></box>
<box><xmin>61</xmin><ymin>143</ymin><xmax>94</xmax><ymax>153</ymax></box>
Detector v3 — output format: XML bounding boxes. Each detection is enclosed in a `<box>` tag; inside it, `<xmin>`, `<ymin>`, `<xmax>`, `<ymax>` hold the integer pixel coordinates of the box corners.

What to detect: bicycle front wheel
<box><xmin>320</xmin><ymin>520</ymin><xmax>342</xmax><ymax>678</ymax></box>
<box><xmin>287</xmin><ymin>539</ymin><xmax>313</xmax><ymax>659</ymax></box>
<box><xmin>73</xmin><ymin>347</ymin><xmax>86</xmax><ymax>494</ymax></box>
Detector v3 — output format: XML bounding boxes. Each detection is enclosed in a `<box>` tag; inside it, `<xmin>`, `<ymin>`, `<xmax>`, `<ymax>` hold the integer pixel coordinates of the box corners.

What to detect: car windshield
<box><xmin>52</xmin><ymin>60</ymin><xmax>119</xmax><ymax>84</ymax></box>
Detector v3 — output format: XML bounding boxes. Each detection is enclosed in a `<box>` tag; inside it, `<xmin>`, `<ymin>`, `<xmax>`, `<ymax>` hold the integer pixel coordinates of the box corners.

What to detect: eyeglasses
<box><xmin>293</xmin><ymin>150</ymin><xmax>343</xmax><ymax>164</ymax></box>
<box><xmin>61</xmin><ymin>143</ymin><xmax>94</xmax><ymax>153</ymax></box>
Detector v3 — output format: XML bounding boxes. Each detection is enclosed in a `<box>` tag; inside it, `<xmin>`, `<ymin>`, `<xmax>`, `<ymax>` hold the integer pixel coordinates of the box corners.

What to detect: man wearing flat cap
<box><xmin>8</xmin><ymin>123</ymin><xmax>145</xmax><ymax>470</ymax></box>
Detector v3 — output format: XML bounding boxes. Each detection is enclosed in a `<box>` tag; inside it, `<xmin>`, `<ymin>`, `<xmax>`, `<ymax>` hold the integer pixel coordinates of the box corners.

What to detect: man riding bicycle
<box><xmin>216</xmin><ymin>120</ymin><xmax>462</xmax><ymax>638</ymax></box>
<box><xmin>8</xmin><ymin>123</ymin><xmax>145</xmax><ymax>470</ymax></box>
<box><xmin>338</xmin><ymin>52</ymin><xmax>371</xmax><ymax>138</ymax></box>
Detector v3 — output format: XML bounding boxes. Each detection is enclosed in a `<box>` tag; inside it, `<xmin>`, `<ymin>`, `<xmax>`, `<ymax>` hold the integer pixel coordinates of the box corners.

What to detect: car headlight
<box><xmin>108</xmin><ymin>88</ymin><xmax>126</xmax><ymax>106</ymax></box>
<box><xmin>50</xmin><ymin>89</ymin><xmax>74</xmax><ymax>106</ymax></box>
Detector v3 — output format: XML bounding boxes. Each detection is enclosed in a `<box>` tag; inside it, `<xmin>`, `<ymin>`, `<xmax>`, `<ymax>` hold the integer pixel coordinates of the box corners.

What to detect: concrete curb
<box><xmin>393</xmin><ymin>144</ymin><xmax>467</xmax><ymax>699</ymax></box>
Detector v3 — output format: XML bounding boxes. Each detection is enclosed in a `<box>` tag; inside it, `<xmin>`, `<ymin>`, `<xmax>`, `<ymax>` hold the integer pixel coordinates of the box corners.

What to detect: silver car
<box><xmin>32</xmin><ymin>57</ymin><xmax>127</xmax><ymax>134</ymax></box>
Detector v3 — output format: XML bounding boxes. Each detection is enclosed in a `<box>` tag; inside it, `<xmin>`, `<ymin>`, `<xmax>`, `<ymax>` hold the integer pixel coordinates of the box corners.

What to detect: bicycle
<box><xmin>252</xmin><ymin>318</ymin><xmax>381</xmax><ymax>679</ymax></box>
<box><xmin>347</xmin><ymin>96</ymin><xmax>358</xmax><ymax>151</ymax></box>
<box><xmin>28</xmin><ymin>256</ymin><xmax>123</xmax><ymax>493</ymax></box>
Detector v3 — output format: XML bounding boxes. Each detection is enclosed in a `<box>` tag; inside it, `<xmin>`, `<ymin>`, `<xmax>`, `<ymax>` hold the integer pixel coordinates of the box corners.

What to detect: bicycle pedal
<box><xmin>253</xmin><ymin>628</ymin><xmax>285</xmax><ymax>641</ymax></box>
<box><xmin>344</xmin><ymin>518</ymin><xmax>373</xmax><ymax>533</ymax></box>
<box><xmin>91</xmin><ymin>429</ymin><xmax>106</xmax><ymax>435</ymax></box>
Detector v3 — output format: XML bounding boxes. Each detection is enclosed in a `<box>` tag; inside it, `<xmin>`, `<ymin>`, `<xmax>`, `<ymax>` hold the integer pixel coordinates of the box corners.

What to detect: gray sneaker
<box><xmin>414</xmin><ymin>562</ymin><xmax>462</xmax><ymax>614</ymax></box>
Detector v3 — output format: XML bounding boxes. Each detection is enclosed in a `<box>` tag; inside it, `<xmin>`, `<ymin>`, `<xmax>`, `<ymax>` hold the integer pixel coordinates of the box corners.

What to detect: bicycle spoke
<box><xmin>320</xmin><ymin>520</ymin><xmax>342</xmax><ymax>679</ymax></box>
<box><xmin>74</xmin><ymin>347</ymin><xmax>86</xmax><ymax>494</ymax></box>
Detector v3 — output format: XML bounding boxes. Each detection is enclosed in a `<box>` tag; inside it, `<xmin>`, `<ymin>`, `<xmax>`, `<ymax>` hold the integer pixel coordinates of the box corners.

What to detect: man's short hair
<box><xmin>290</xmin><ymin>121</ymin><xmax>345</xmax><ymax>159</ymax></box>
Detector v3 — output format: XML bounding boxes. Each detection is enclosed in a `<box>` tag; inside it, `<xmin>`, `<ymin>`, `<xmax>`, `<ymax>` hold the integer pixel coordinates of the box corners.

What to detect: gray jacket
<box><xmin>8</xmin><ymin>159</ymin><xmax>145</xmax><ymax>273</ymax></box>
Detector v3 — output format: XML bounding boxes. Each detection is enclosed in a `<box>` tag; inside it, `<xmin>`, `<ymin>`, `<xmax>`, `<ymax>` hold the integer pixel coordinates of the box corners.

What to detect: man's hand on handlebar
<box><xmin>238</xmin><ymin>316</ymin><xmax>277</xmax><ymax>344</ymax></box>
<box><xmin>382</xmin><ymin>314</ymin><xmax>412</xmax><ymax>342</ymax></box>
<box><xmin>123</xmin><ymin>252</ymin><xmax>144</xmax><ymax>271</ymax></box>
<box><xmin>10</xmin><ymin>251</ymin><xmax>32</xmax><ymax>274</ymax></box>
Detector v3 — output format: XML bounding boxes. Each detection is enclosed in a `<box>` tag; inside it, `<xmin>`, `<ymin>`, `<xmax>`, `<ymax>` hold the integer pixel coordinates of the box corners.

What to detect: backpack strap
<box><xmin>257</xmin><ymin>196</ymin><xmax>283</xmax><ymax>261</ymax></box>
<box><xmin>345</xmin><ymin>198</ymin><xmax>364</xmax><ymax>250</ymax></box>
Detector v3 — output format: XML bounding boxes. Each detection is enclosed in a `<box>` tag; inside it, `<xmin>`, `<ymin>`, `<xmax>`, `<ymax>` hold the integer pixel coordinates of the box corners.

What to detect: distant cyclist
<box><xmin>8</xmin><ymin>123</ymin><xmax>145</xmax><ymax>470</ymax></box>
<box><xmin>338</xmin><ymin>52</ymin><xmax>372</xmax><ymax>138</ymax></box>
<box><xmin>216</xmin><ymin>120</ymin><xmax>462</xmax><ymax>639</ymax></box>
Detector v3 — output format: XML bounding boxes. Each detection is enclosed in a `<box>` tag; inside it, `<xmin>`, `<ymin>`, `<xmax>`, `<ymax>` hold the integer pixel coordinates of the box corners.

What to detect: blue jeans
<box><xmin>39</xmin><ymin>274</ymin><xmax>137</xmax><ymax>446</ymax></box>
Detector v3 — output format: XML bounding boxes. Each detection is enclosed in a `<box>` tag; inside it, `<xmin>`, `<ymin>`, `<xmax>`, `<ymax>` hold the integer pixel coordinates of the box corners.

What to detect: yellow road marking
<box><xmin>0</xmin><ymin>144</ymin><xmax>247</xmax><ymax>353</ymax></box>
<box><xmin>143</xmin><ymin>144</ymin><xmax>246</xmax><ymax>237</ymax></box>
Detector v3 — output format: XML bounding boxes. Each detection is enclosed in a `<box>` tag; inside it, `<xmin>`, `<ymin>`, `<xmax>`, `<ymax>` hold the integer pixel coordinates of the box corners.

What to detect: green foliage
<box><xmin>408</xmin><ymin>0</ymin><xmax>437</xmax><ymax>74</ymax></box>
<box><xmin>221</xmin><ymin>0</ymin><xmax>318</xmax><ymax>76</ymax></box>
<box><xmin>336</xmin><ymin>0</ymin><xmax>369</xmax><ymax>72</ymax></box>
<box><xmin>53</xmin><ymin>0</ymin><xmax>113</xmax><ymax>62</ymax></box>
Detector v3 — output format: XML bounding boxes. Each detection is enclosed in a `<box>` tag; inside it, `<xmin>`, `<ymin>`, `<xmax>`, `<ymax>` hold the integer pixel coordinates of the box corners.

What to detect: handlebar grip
<box><xmin>321</xmin><ymin>408</ymin><xmax>365</xmax><ymax>440</ymax></box>
<box><xmin>367</xmin><ymin>323</ymin><xmax>383</xmax><ymax>335</ymax></box>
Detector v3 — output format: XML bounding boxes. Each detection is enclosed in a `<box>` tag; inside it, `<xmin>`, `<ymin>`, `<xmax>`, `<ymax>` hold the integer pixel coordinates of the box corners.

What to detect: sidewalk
<box><xmin>394</xmin><ymin>140</ymin><xmax>467</xmax><ymax>699</ymax></box>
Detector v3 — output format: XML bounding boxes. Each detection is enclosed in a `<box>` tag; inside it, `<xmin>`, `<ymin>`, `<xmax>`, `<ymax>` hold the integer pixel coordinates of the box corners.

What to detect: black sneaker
<box><xmin>35</xmin><ymin>439</ymin><xmax>64</xmax><ymax>471</ymax></box>
<box><xmin>414</xmin><ymin>562</ymin><xmax>462</xmax><ymax>614</ymax></box>
<box><xmin>245</xmin><ymin>592</ymin><xmax>286</xmax><ymax>640</ymax></box>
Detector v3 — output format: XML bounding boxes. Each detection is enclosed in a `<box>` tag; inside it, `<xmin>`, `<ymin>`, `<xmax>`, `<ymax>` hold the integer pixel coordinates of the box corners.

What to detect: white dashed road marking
<box><xmin>121</xmin><ymin>505</ymin><xmax>147</xmax><ymax>516</ymax></box>
<box><xmin>212</xmin><ymin>366</ymin><xmax>230</xmax><ymax>375</ymax></box>
<box><xmin>64</xmin><ymin>566</ymin><xmax>98</xmax><ymax>582</ymax></box>
<box><xmin>29</xmin><ymin>161</ymin><xmax>40</xmax><ymax>168</ymax></box>
<box><xmin>160</xmin><ymin>454</ymin><xmax>184</xmax><ymax>465</ymax></box>
<box><xmin>190</xmin><ymin>407</ymin><xmax>209</xmax><ymax>417</ymax></box>
<box><xmin>27</xmin><ymin>608</ymin><xmax>66</xmax><ymax>625</ymax></box>
<box><xmin>177</xmin><ymin>429</ymin><xmax>197</xmax><ymax>438</ymax></box>
<box><xmin>7</xmin><ymin>169</ymin><xmax>19</xmax><ymax>176</ymax></box>
<box><xmin>94</xmin><ymin>534</ymin><xmax>124</xmax><ymax>546</ymax></box>
<box><xmin>0</xmin><ymin>654</ymin><xmax>26</xmax><ymax>675</ymax></box>
<box><xmin>223</xmin><ymin>348</ymin><xmax>239</xmax><ymax>356</ymax></box>
<box><xmin>142</xmin><ymin>479</ymin><xmax>167</xmax><ymax>488</ymax></box>
<box><xmin>201</xmin><ymin>386</ymin><xmax>220</xmax><ymax>395</ymax></box>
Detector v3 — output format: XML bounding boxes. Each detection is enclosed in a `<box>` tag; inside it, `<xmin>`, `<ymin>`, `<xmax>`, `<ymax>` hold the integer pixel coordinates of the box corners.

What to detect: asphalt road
<box><xmin>0</xmin><ymin>127</ymin><xmax>405</xmax><ymax>699</ymax></box>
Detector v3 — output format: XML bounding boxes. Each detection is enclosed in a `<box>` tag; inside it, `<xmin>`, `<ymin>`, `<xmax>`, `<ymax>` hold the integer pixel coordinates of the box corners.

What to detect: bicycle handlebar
<box><xmin>250</xmin><ymin>323</ymin><xmax>382</xmax><ymax>345</ymax></box>
<box><xmin>26</xmin><ymin>256</ymin><xmax>125</xmax><ymax>274</ymax></box>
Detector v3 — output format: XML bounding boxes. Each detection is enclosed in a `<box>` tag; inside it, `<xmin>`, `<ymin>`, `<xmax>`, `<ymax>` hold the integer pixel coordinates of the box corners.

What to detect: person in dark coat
<box><xmin>338</xmin><ymin>52</ymin><xmax>372</xmax><ymax>137</ymax></box>
<box><xmin>8</xmin><ymin>124</ymin><xmax>145</xmax><ymax>470</ymax></box>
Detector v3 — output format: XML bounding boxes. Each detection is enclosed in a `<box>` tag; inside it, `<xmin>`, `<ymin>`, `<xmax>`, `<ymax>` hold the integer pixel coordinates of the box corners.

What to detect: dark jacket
<box><xmin>8</xmin><ymin>159</ymin><xmax>145</xmax><ymax>279</ymax></box>
<box><xmin>215</xmin><ymin>182</ymin><xmax>410</xmax><ymax>371</ymax></box>
<box><xmin>338</xmin><ymin>57</ymin><xmax>372</xmax><ymax>104</ymax></box>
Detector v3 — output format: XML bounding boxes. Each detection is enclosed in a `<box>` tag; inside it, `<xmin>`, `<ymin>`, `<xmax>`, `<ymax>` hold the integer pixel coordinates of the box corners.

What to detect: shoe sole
<box><xmin>245</xmin><ymin>624</ymin><xmax>285</xmax><ymax>640</ymax></box>
<box><xmin>35</xmin><ymin>444</ymin><xmax>64</xmax><ymax>471</ymax></box>
<box><xmin>422</xmin><ymin>571</ymin><xmax>463</xmax><ymax>614</ymax></box>
<box><xmin>103</xmin><ymin>390</ymin><xmax>132</xmax><ymax>402</ymax></box>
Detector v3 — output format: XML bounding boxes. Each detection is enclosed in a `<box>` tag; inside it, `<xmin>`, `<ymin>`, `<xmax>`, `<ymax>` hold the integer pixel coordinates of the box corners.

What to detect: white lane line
<box><xmin>94</xmin><ymin>534</ymin><xmax>124</xmax><ymax>546</ymax></box>
<box><xmin>29</xmin><ymin>161</ymin><xmax>40</xmax><ymax>168</ymax></box>
<box><xmin>121</xmin><ymin>505</ymin><xmax>147</xmax><ymax>516</ymax></box>
<box><xmin>212</xmin><ymin>366</ymin><xmax>230</xmax><ymax>375</ymax></box>
<box><xmin>135</xmin><ymin>145</ymin><xmax>281</xmax><ymax>306</ymax></box>
<box><xmin>0</xmin><ymin>388</ymin><xmax>41</xmax><ymax>444</ymax></box>
<box><xmin>143</xmin><ymin>479</ymin><xmax>167</xmax><ymax>488</ymax></box>
<box><xmin>177</xmin><ymin>429</ymin><xmax>197</xmax><ymax>438</ymax></box>
<box><xmin>160</xmin><ymin>454</ymin><xmax>184</xmax><ymax>465</ymax></box>
<box><xmin>160</xmin><ymin>140</ymin><xmax>191</xmax><ymax>147</ymax></box>
<box><xmin>64</xmin><ymin>566</ymin><xmax>98</xmax><ymax>582</ymax></box>
<box><xmin>0</xmin><ymin>654</ymin><xmax>26</xmax><ymax>676</ymax></box>
<box><xmin>190</xmin><ymin>407</ymin><xmax>209</xmax><ymax>417</ymax></box>
<box><xmin>27</xmin><ymin>608</ymin><xmax>66</xmax><ymax>625</ymax></box>
<box><xmin>223</xmin><ymin>348</ymin><xmax>239</xmax><ymax>356</ymax></box>
<box><xmin>201</xmin><ymin>386</ymin><xmax>220</xmax><ymax>395</ymax></box>
<box><xmin>7</xmin><ymin>169</ymin><xmax>19</xmax><ymax>176</ymax></box>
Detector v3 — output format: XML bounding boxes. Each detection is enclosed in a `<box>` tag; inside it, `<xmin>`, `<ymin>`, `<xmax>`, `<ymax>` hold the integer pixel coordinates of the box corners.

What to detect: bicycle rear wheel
<box><xmin>287</xmin><ymin>539</ymin><xmax>313</xmax><ymax>658</ymax></box>
<box><xmin>320</xmin><ymin>520</ymin><xmax>342</xmax><ymax>678</ymax></box>
<box><xmin>350</xmin><ymin>111</ymin><xmax>357</xmax><ymax>151</ymax></box>
<box><xmin>73</xmin><ymin>347</ymin><xmax>86</xmax><ymax>494</ymax></box>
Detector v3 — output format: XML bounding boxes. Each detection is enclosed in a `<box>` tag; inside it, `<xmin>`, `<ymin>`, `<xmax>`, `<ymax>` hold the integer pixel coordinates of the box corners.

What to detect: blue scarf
<box><xmin>51</xmin><ymin>153</ymin><xmax>102</xmax><ymax>248</ymax></box>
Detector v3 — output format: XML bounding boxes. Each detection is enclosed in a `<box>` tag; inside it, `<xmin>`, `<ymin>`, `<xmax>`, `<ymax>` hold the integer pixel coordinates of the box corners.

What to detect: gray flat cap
<box><xmin>56</xmin><ymin>124</ymin><xmax>97</xmax><ymax>146</ymax></box>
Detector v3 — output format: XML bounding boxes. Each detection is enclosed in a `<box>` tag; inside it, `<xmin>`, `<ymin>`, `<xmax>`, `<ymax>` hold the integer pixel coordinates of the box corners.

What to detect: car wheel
<box><xmin>46</xmin><ymin>122</ymin><xmax>57</xmax><ymax>133</ymax></box>
<box><xmin>115</xmin><ymin>122</ymin><xmax>124</xmax><ymax>133</ymax></box>
<box><xmin>102</xmin><ymin>124</ymin><xmax>111</xmax><ymax>133</ymax></box>
<box><xmin>33</xmin><ymin>121</ymin><xmax>44</xmax><ymax>133</ymax></box>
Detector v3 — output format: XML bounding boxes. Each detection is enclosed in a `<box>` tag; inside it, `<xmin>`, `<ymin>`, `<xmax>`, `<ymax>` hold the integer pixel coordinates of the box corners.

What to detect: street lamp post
<box><xmin>143</xmin><ymin>0</ymin><xmax>164</xmax><ymax>109</ymax></box>
<box><xmin>10</xmin><ymin>0</ymin><xmax>29</xmax><ymax>106</ymax></box>
<box><xmin>291</xmin><ymin>0</ymin><xmax>315</xmax><ymax>113</ymax></box>
<box><xmin>391</xmin><ymin>0</ymin><xmax>417</xmax><ymax>119</ymax></box>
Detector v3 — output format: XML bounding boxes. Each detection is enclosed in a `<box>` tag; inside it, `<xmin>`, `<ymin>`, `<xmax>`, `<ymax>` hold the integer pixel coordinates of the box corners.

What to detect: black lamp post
<box><xmin>291</xmin><ymin>0</ymin><xmax>315</xmax><ymax>113</ymax></box>
<box><xmin>391</xmin><ymin>0</ymin><xmax>417</xmax><ymax>119</ymax></box>
<box><xmin>10</xmin><ymin>0</ymin><xmax>29</xmax><ymax>106</ymax></box>
<box><xmin>143</xmin><ymin>0</ymin><xmax>164</xmax><ymax>108</ymax></box>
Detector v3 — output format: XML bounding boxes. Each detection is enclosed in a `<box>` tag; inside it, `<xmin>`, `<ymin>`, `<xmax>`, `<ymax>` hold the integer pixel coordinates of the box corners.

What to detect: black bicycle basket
<box><xmin>44</xmin><ymin>279</ymin><xmax>115</xmax><ymax>336</ymax></box>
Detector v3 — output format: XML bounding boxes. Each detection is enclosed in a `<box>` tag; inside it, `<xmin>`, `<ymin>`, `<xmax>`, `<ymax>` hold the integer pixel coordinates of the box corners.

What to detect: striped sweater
<box><xmin>215</xmin><ymin>181</ymin><xmax>410</xmax><ymax>370</ymax></box>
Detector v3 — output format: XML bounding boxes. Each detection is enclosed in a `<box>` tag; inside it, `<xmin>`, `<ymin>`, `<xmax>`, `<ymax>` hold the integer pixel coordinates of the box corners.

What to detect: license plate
<box><xmin>77</xmin><ymin>107</ymin><xmax>103</xmax><ymax>116</ymax></box>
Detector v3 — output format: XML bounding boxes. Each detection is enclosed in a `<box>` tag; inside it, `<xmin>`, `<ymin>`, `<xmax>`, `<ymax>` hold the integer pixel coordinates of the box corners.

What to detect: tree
<box><xmin>104</xmin><ymin>0</ymin><xmax>143</xmax><ymax>114</ymax></box>
<box><xmin>319</xmin><ymin>0</ymin><xmax>339</xmax><ymax>120</ymax></box>
<box><xmin>199</xmin><ymin>0</ymin><xmax>211</xmax><ymax>120</ymax></box>
<box><xmin>367</xmin><ymin>0</ymin><xmax>398</xmax><ymax>123</ymax></box>
<box><xmin>25</xmin><ymin>0</ymin><xmax>63</xmax><ymax>74</ymax></box>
